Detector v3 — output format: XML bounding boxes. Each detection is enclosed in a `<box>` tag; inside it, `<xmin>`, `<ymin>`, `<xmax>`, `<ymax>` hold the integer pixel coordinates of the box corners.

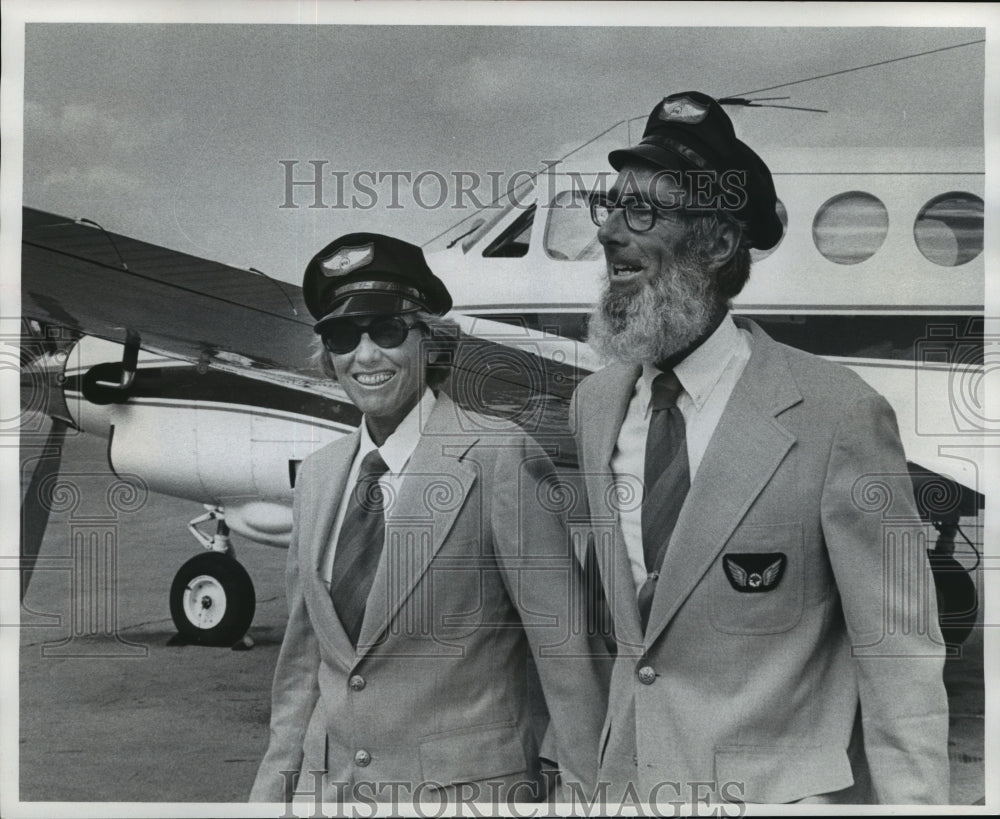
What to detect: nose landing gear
<box><xmin>168</xmin><ymin>507</ymin><xmax>256</xmax><ymax>646</ymax></box>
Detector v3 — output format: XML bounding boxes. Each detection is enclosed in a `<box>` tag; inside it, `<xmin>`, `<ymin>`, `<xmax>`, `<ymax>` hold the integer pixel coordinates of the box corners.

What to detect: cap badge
<box><xmin>321</xmin><ymin>243</ymin><xmax>374</xmax><ymax>277</ymax></box>
<box><xmin>723</xmin><ymin>553</ymin><xmax>786</xmax><ymax>593</ymax></box>
<box><xmin>658</xmin><ymin>96</ymin><xmax>710</xmax><ymax>125</ymax></box>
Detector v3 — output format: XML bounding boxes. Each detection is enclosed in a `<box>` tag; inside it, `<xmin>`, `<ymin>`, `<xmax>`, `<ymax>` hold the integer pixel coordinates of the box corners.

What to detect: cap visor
<box><xmin>314</xmin><ymin>292</ymin><xmax>423</xmax><ymax>332</ymax></box>
<box><xmin>608</xmin><ymin>143</ymin><xmax>693</xmax><ymax>172</ymax></box>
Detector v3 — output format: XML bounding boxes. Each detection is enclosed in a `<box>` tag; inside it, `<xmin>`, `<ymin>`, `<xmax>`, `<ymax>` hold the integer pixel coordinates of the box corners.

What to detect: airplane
<box><xmin>19</xmin><ymin>118</ymin><xmax>983</xmax><ymax>651</ymax></box>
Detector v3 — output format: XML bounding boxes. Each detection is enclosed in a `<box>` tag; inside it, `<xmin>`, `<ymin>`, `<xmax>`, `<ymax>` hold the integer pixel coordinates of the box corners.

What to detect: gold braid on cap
<box><xmin>333</xmin><ymin>280</ymin><xmax>425</xmax><ymax>300</ymax></box>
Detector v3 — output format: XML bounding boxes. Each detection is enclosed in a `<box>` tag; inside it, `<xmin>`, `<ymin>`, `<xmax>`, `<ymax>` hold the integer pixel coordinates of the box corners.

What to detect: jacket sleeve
<box><xmin>820</xmin><ymin>392</ymin><xmax>950</xmax><ymax>804</ymax></box>
<box><xmin>490</xmin><ymin>432</ymin><xmax>611</xmax><ymax>791</ymax></box>
<box><xmin>249</xmin><ymin>465</ymin><xmax>322</xmax><ymax>802</ymax></box>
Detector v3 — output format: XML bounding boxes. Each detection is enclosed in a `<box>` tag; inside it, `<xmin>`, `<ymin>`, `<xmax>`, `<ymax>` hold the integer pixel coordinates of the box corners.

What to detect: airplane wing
<box><xmin>21</xmin><ymin>206</ymin><xmax>317</xmax><ymax>380</ymax></box>
<box><xmin>21</xmin><ymin>206</ymin><xmax>583</xmax><ymax>454</ymax></box>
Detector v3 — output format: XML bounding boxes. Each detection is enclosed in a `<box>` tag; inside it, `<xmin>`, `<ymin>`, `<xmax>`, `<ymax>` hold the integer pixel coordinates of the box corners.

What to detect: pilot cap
<box><xmin>303</xmin><ymin>232</ymin><xmax>452</xmax><ymax>332</ymax></box>
<box><xmin>608</xmin><ymin>91</ymin><xmax>783</xmax><ymax>250</ymax></box>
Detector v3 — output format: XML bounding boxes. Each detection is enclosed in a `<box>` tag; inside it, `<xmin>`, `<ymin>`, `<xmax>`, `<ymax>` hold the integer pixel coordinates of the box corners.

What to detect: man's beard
<box><xmin>587</xmin><ymin>249</ymin><xmax>724</xmax><ymax>366</ymax></box>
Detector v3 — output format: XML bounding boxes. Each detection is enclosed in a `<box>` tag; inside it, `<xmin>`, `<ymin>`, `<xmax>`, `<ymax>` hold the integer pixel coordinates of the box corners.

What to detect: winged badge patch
<box><xmin>321</xmin><ymin>243</ymin><xmax>374</xmax><ymax>277</ymax></box>
<box><xmin>658</xmin><ymin>96</ymin><xmax>710</xmax><ymax>125</ymax></box>
<box><xmin>722</xmin><ymin>553</ymin><xmax>787</xmax><ymax>593</ymax></box>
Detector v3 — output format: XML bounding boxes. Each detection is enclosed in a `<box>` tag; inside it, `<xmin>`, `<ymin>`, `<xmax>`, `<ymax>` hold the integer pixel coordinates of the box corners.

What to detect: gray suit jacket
<box><xmin>251</xmin><ymin>392</ymin><xmax>608</xmax><ymax>803</ymax></box>
<box><xmin>571</xmin><ymin>318</ymin><xmax>949</xmax><ymax>804</ymax></box>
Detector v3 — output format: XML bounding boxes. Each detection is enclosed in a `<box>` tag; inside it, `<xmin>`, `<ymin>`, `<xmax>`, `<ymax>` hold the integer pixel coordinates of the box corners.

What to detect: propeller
<box><xmin>20</xmin><ymin>417</ymin><xmax>70</xmax><ymax>600</ymax></box>
<box><xmin>19</xmin><ymin>330</ymin><xmax>77</xmax><ymax>601</ymax></box>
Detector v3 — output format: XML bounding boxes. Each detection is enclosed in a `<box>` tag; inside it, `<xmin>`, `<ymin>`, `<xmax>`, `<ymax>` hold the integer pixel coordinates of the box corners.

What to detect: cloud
<box><xmin>431</xmin><ymin>54</ymin><xmax>562</xmax><ymax>115</ymax></box>
<box><xmin>29</xmin><ymin>100</ymin><xmax>137</xmax><ymax>158</ymax></box>
<box><xmin>26</xmin><ymin>98</ymin><xmax>183</xmax><ymax>171</ymax></box>
<box><xmin>39</xmin><ymin>164</ymin><xmax>144</xmax><ymax>194</ymax></box>
<box><xmin>23</xmin><ymin>99</ymin><xmax>186</xmax><ymax>209</ymax></box>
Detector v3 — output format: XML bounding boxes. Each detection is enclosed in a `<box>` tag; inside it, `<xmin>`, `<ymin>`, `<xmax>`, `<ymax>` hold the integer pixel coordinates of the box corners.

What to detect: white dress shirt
<box><xmin>610</xmin><ymin>315</ymin><xmax>752</xmax><ymax>592</ymax></box>
<box><xmin>320</xmin><ymin>388</ymin><xmax>437</xmax><ymax>589</ymax></box>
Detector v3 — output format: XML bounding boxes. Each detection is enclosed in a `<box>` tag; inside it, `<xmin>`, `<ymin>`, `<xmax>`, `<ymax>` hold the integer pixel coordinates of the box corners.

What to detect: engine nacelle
<box><xmin>59</xmin><ymin>336</ymin><xmax>350</xmax><ymax>523</ymax></box>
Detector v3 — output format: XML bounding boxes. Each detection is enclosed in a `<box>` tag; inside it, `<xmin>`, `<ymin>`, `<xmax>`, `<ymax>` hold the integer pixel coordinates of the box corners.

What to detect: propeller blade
<box><xmin>20</xmin><ymin>418</ymin><xmax>69</xmax><ymax>600</ymax></box>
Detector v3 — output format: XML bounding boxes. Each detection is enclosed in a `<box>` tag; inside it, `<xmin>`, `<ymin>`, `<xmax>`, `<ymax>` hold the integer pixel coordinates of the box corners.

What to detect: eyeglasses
<box><xmin>321</xmin><ymin>316</ymin><xmax>417</xmax><ymax>355</ymax></box>
<box><xmin>590</xmin><ymin>194</ymin><xmax>680</xmax><ymax>233</ymax></box>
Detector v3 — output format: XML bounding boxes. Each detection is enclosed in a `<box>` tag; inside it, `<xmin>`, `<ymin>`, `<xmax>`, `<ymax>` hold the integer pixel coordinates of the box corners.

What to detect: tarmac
<box><xmin>13</xmin><ymin>413</ymin><xmax>988</xmax><ymax>808</ymax></box>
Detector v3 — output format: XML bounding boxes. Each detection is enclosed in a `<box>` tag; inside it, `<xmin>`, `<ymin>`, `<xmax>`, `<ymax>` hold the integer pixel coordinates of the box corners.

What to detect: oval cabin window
<box><xmin>812</xmin><ymin>192</ymin><xmax>889</xmax><ymax>265</ymax></box>
<box><xmin>913</xmin><ymin>192</ymin><xmax>984</xmax><ymax>267</ymax></box>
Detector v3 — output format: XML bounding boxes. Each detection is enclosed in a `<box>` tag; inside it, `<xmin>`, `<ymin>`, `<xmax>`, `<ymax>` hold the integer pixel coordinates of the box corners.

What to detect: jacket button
<box><xmin>354</xmin><ymin>749</ymin><xmax>371</xmax><ymax>767</ymax></box>
<box><xmin>349</xmin><ymin>674</ymin><xmax>366</xmax><ymax>691</ymax></box>
<box><xmin>637</xmin><ymin>665</ymin><xmax>656</xmax><ymax>685</ymax></box>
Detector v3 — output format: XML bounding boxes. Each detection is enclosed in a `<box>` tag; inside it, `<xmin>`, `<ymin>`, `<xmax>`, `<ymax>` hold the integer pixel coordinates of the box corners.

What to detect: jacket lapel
<box><xmin>643</xmin><ymin>320</ymin><xmax>802</xmax><ymax>645</ymax></box>
<box><xmin>580</xmin><ymin>364</ymin><xmax>645</xmax><ymax>652</ymax></box>
<box><xmin>356</xmin><ymin>393</ymin><xmax>478</xmax><ymax>653</ymax></box>
<box><xmin>300</xmin><ymin>430</ymin><xmax>360</xmax><ymax>669</ymax></box>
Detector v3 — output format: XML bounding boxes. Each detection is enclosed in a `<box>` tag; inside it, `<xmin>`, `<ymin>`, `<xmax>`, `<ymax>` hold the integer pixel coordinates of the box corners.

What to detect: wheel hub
<box><xmin>182</xmin><ymin>574</ymin><xmax>227</xmax><ymax>629</ymax></box>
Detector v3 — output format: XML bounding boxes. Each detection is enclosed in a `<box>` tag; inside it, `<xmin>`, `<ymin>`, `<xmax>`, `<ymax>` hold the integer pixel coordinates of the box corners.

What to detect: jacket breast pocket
<box><xmin>709</xmin><ymin>522</ymin><xmax>803</xmax><ymax>635</ymax></box>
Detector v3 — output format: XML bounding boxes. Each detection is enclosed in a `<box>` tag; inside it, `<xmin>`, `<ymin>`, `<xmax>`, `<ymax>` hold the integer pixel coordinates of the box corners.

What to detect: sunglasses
<box><xmin>321</xmin><ymin>316</ymin><xmax>418</xmax><ymax>355</ymax></box>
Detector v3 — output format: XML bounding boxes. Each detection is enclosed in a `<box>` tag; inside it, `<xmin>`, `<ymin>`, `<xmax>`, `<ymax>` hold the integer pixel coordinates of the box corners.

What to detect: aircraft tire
<box><xmin>169</xmin><ymin>553</ymin><xmax>256</xmax><ymax>646</ymax></box>
<box><xmin>927</xmin><ymin>550</ymin><xmax>977</xmax><ymax>651</ymax></box>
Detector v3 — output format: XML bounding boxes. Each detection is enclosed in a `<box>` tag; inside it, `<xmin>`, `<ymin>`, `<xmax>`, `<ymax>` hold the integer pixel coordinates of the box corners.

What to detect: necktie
<box><xmin>330</xmin><ymin>449</ymin><xmax>390</xmax><ymax>645</ymax></box>
<box><xmin>637</xmin><ymin>371</ymin><xmax>689</xmax><ymax>630</ymax></box>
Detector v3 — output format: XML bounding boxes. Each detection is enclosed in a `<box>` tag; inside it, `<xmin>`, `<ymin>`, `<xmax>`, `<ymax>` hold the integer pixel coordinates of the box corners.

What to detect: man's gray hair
<box><xmin>679</xmin><ymin>210</ymin><xmax>753</xmax><ymax>300</ymax></box>
<box><xmin>311</xmin><ymin>311</ymin><xmax>461</xmax><ymax>390</ymax></box>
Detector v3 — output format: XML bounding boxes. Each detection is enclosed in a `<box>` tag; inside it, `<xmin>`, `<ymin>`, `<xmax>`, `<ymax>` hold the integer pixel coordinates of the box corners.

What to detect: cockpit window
<box><xmin>424</xmin><ymin>179</ymin><xmax>537</xmax><ymax>255</ymax></box>
<box><xmin>543</xmin><ymin>190</ymin><xmax>603</xmax><ymax>261</ymax></box>
<box><xmin>425</xmin><ymin>206</ymin><xmax>503</xmax><ymax>254</ymax></box>
<box><xmin>482</xmin><ymin>204</ymin><xmax>536</xmax><ymax>258</ymax></box>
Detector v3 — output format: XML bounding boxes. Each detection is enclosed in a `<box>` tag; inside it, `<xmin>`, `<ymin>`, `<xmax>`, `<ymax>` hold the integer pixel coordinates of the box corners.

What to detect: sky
<box><xmin>5</xmin><ymin>3</ymin><xmax>995</xmax><ymax>285</ymax></box>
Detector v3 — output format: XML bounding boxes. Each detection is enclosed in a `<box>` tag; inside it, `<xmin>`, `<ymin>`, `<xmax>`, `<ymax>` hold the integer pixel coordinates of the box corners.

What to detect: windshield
<box><xmin>424</xmin><ymin>179</ymin><xmax>537</xmax><ymax>254</ymax></box>
<box><xmin>544</xmin><ymin>190</ymin><xmax>604</xmax><ymax>261</ymax></box>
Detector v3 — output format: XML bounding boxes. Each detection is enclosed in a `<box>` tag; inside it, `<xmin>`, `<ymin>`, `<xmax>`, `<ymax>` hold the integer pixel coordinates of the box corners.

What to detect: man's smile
<box><xmin>608</xmin><ymin>259</ymin><xmax>646</xmax><ymax>284</ymax></box>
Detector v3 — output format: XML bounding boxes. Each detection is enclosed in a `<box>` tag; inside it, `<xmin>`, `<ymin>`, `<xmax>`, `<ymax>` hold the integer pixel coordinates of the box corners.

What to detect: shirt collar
<box><xmin>357</xmin><ymin>388</ymin><xmax>437</xmax><ymax>474</ymax></box>
<box><xmin>639</xmin><ymin>313</ymin><xmax>743</xmax><ymax>413</ymax></box>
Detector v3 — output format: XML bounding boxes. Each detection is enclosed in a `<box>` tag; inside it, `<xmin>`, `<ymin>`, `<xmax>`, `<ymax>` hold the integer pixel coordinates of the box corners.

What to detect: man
<box><xmin>572</xmin><ymin>92</ymin><xmax>950</xmax><ymax>804</ymax></box>
<box><xmin>251</xmin><ymin>233</ymin><xmax>607</xmax><ymax>805</ymax></box>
